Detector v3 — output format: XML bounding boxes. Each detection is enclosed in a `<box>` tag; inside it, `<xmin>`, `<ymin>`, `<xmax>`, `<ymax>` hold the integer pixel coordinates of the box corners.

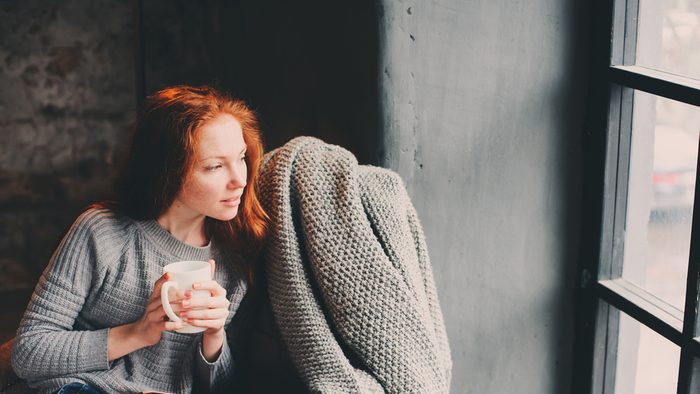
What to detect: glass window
<box><xmin>622</xmin><ymin>91</ymin><xmax>699</xmax><ymax>311</ymax></box>
<box><xmin>580</xmin><ymin>0</ymin><xmax>700</xmax><ymax>392</ymax></box>
<box><xmin>614</xmin><ymin>308</ymin><xmax>681</xmax><ymax>394</ymax></box>
<box><xmin>636</xmin><ymin>0</ymin><xmax>700</xmax><ymax>80</ymax></box>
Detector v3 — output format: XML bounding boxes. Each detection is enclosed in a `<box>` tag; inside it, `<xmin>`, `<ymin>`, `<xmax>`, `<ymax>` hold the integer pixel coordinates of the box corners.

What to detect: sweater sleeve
<box><xmin>11</xmin><ymin>209</ymin><xmax>112</xmax><ymax>379</ymax></box>
<box><xmin>194</xmin><ymin>334</ymin><xmax>233</xmax><ymax>391</ymax></box>
<box><xmin>192</xmin><ymin>271</ymin><xmax>248</xmax><ymax>391</ymax></box>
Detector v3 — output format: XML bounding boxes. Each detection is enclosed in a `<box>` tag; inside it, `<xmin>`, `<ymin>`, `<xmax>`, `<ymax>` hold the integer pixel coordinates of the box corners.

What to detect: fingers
<box><xmin>151</xmin><ymin>274</ymin><xmax>187</xmax><ymax>301</ymax></box>
<box><xmin>180</xmin><ymin>308</ymin><xmax>230</xmax><ymax>320</ymax></box>
<box><xmin>145</xmin><ymin>297</ymin><xmax>188</xmax><ymax>323</ymax></box>
<box><xmin>178</xmin><ymin>277</ymin><xmax>230</xmax><ymax>329</ymax></box>
<box><xmin>181</xmin><ymin>317</ymin><xmax>227</xmax><ymax>330</ymax></box>
<box><xmin>145</xmin><ymin>274</ymin><xmax>228</xmax><ymax>335</ymax></box>
<box><xmin>146</xmin><ymin>289</ymin><xmax>187</xmax><ymax>314</ymax></box>
<box><xmin>181</xmin><ymin>296</ymin><xmax>230</xmax><ymax>310</ymax></box>
<box><xmin>158</xmin><ymin>302</ymin><xmax>185</xmax><ymax>317</ymax></box>
<box><xmin>192</xmin><ymin>280</ymin><xmax>227</xmax><ymax>297</ymax></box>
<box><xmin>150</xmin><ymin>273</ymin><xmax>172</xmax><ymax>301</ymax></box>
<box><xmin>145</xmin><ymin>312</ymin><xmax>162</xmax><ymax>323</ymax></box>
<box><xmin>162</xmin><ymin>321</ymin><xmax>186</xmax><ymax>331</ymax></box>
<box><xmin>166</xmin><ymin>289</ymin><xmax>188</xmax><ymax>304</ymax></box>
<box><xmin>145</xmin><ymin>301</ymin><xmax>173</xmax><ymax>323</ymax></box>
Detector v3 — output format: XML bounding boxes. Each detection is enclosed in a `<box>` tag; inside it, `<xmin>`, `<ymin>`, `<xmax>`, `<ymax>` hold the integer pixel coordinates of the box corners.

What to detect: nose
<box><xmin>228</xmin><ymin>166</ymin><xmax>247</xmax><ymax>189</ymax></box>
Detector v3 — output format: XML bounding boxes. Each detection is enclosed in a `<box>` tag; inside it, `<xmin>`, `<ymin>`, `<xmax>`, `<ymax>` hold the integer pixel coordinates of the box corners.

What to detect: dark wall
<box><xmin>0</xmin><ymin>0</ymin><xmax>380</xmax><ymax>291</ymax></box>
<box><xmin>140</xmin><ymin>0</ymin><xmax>381</xmax><ymax>164</ymax></box>
<box><xmin>0</xmin><ymin>0</ymin><xmax>135</xmax><ymax>290</ymax></box>
<box><xmin>376</xmin><ymin>0</ymin><xmax>588</xmax><ymax>392</ymax></box>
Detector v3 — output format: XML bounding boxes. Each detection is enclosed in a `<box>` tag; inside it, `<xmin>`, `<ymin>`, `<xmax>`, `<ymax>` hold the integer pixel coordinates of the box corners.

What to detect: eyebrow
<box><xmin>199</xmin><ymin>147</ymin><xmax>247</xmax><ymax>161</ymax></box>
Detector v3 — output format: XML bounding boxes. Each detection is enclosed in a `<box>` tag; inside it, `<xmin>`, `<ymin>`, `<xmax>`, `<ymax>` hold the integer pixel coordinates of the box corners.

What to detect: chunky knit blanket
<box><xmin>257</xmin><ymin>137</ymin><xmax>452</xmax><ymax>393</ymax></box>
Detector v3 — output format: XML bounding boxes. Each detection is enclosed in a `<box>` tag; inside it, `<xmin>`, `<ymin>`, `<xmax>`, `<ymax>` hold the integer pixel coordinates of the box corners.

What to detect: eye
<box><xmin>239</xmin><ymin>155</ymin><xmax>246</xmax><ymax>163</ymax></box>
<box><xmin>205</xmin><ymin>164</ymin><xmax>223</xmax><ymax>171</ymax></box>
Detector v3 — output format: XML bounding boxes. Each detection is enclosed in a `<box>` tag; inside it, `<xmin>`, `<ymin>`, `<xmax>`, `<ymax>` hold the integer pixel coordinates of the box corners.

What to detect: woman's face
<box><xmin>173</xmin><ymin>113</ymin><xmax>248</xmax><ymax>222</ymax></box>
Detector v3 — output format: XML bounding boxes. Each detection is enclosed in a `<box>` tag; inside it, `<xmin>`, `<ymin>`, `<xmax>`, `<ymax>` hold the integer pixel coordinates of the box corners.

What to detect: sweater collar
<box><xmin>137</xmin><ymin>219</ymin><xmax>212</xmax><ymax>262</ymax></box>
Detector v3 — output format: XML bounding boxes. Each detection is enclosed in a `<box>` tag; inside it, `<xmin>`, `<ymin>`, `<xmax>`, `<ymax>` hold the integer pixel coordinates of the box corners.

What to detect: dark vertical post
<box><xmin>677</xmin><ymin>137</ymin><xmax>700</xmax><ymax>393</ymax></box>
<box><xmin>572</xmin><ymin>0</ymin><xmax>614</xmax><ymax>391</ymax></box>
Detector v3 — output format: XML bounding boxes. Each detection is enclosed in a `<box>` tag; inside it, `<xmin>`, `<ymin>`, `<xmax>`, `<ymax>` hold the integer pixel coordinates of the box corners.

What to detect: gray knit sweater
<box><xmin>11</xmin><ymin>207</ymin><xmax>247</xmax><ymax>394</ymax></box>
<box><xmin>258</xmin><ymin>137</ymin><xmax>452</xmax><ymax>393</ymax></box>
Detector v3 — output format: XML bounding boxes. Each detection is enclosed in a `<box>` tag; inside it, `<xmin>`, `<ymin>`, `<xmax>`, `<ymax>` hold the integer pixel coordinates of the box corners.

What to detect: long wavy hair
<box><xmin>112</xmin><ymin>85</ymin><xmax>268</xmax><ymax>283</ymax></box>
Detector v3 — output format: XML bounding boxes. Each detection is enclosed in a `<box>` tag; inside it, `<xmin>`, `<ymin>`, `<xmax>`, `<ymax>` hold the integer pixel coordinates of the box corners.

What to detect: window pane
<box><xmin>636</xmin><ymin>0</ymin><xmax>700</xmax><ymax>80</ymax></box>
<box><xmin>622</xmin><ymin>91</ymin><xmax>699</xmax><ymax>311</ymax></box>
<box><xmin>614</xmin><ymin>309</ymin><xmax>680</xmax><ymax>393</ymax></box>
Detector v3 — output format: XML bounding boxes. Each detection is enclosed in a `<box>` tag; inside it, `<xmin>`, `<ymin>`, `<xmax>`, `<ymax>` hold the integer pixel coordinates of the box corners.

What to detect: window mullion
<box><xmin>609</xmin><ymin>66</ymin><xmax>700</xmax><ymax>107</ymax></box>
<box><xmin>598</xmin><ymin>84</ymin><xmax>624</xmax><ymax>281</ymax></box>
<box><xmin>678</xmin><ymin>352</ymin><xmax>694</xmax><ymax>394</ymax></box>
<box><xmin>610</xmin><ymin>86</ymin><xmax>634</xmax><ymax>280</ymax></box>
<box><xmin>596</xmin><ymin>280</ymin><xmax>684</xmax><ymax>343</ymax></box>
<box><xmin>621</xmin><ymin>0</ymin><xmax>639</xmax><ymax>66</ymax></box>
<box><xmin>677</xmin><ymin>125</ymin><xmax>700</xmax><ymax>393</ymax></box>
<box><xmin>610</xmin><ymin>0</ymin><xmax>638</xmax><ymax>65</ymax></box>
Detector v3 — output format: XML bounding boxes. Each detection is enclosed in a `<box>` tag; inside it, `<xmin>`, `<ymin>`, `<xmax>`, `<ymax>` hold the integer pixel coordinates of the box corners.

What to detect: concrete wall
<box><xmin>377</xmin><ymin>1</ymin><xmax>587</xmax><ymax>392</ymax></box>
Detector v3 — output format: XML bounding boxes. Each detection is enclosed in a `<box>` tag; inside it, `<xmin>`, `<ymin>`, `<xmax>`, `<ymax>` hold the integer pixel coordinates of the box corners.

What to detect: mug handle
<box><xmin>160</xmin><ymin>281</ymin><xmax>181</xmax><ymax>322</ymax></box>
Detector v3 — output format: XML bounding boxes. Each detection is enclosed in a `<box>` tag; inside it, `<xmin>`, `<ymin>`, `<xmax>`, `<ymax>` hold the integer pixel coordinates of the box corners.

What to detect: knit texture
<box><xmin>11</xmin><ymin>207</ymin><xmax>247</xmax><ymax>394</ymax></box>
<box><xmin>258</xmin><ymin>137</ymin><xmax>452</xmax><ymax>393</ymax></box>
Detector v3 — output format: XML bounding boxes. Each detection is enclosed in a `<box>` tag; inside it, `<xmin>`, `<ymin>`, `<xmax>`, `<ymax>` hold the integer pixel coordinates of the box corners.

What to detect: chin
<box><xmin>212</xmin><ymin>209</ymin><xmax>239</xmax><ymax>221</ymax></box>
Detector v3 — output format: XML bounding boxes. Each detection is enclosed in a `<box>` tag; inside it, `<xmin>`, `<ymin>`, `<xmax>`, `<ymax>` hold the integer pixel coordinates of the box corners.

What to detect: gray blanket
<box><xmin>258</xmin><ymin>137</ymin><xmax>452</xmax><ymax>393</ymax></box>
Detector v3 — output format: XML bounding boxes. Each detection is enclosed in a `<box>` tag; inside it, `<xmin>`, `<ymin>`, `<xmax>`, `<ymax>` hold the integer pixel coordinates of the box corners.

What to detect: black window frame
<box><xmin>574</xmin><ymin>0</ymin><xmax>700</xmax><ymax>393</ymax></box>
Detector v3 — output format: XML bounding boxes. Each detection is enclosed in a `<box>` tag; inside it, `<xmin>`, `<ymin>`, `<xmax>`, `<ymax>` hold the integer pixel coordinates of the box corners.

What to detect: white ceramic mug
<box><xmin>161</xmin><ymin>260</ymin><xmax>211</xmax><ymax>334</ymax></box>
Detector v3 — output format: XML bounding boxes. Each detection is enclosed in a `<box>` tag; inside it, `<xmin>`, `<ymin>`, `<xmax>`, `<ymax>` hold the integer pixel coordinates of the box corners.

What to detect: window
<box><xmin>577</xmin><ymin>0</ymin><xmax>700</xmax><ymax>393</ymax></box>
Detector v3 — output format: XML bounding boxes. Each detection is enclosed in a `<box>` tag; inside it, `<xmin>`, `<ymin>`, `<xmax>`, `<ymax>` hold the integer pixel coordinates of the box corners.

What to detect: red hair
<box><xmin>114</xmin><ymin>85</ymin><xmax>268</xmax><ymax>283</ymax></box>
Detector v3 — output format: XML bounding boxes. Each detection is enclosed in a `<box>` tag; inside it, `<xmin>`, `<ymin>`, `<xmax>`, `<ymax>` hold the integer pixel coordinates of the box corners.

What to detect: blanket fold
<box><xmin>258</xmin><ymin>136</ymin><xmax>451</xmax><ymax>393</ymax></box>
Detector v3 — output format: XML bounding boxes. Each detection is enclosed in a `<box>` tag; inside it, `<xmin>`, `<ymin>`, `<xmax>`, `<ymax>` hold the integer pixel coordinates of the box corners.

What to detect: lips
<box><xmin>221</xmin><ymin>195</ymin><xmax>241</xmax><ymax>206</ymax></box>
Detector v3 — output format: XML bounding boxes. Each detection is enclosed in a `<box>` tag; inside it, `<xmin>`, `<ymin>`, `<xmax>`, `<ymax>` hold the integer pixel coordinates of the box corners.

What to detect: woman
<box><xmin>11</xmin><ymin>85</ymin><xmax>268</xmax><ymax>394</ymax></box>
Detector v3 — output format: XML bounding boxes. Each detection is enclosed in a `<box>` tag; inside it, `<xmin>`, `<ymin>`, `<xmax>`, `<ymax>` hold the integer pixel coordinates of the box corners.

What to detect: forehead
<box><xmin>195</xmin><ymin>114</ymin><xmax>245</xmax><ymax>156</ymax></box>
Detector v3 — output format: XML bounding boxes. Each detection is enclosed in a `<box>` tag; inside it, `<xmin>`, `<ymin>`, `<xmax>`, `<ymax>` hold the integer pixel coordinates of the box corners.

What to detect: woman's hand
<box><xmin>107</xmin><ymin>272</ymin><xmax>186</xmax><ymax>361</ymax></box>
<box><xmin>179</xmin><ymin>259</ymin><xmax>230</xmax><ymax>361</ymax></box>
<box><xmin>134</xmin><ymin>272</ymin><xmax>189</xmax><ymax>345</ymax></box>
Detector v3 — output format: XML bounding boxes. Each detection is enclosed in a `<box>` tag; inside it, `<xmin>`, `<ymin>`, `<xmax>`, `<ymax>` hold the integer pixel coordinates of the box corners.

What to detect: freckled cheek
<box><xmin>182</xmin><ymin>179</ymin><xmax>221</xmax><ymax>202</ymax></box>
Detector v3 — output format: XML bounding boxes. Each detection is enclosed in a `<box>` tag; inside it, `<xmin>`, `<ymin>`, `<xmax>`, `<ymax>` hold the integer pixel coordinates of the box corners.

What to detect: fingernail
<box><xmin>180</xmin><ymin>311</ymin><xmax>187</xmax><ymax>317</ymax></box>
<box><xmin>192</xmin><ymin>283</ymin><xmax>200</xmax><ymax>289</ymax></box>
<box><xmin>182</xmin><ymin>300</ymin><xmax>190</xmax><ymax>307</ymax></box>
<box><xmin>185</xmin><ymin>290</ymin><xmax>192</xmax><ymax>298</ymax></box>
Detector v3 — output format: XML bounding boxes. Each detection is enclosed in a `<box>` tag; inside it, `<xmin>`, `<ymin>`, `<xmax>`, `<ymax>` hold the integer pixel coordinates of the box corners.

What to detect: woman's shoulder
<box><xmin>70</xmin><ymin>203</ymin><xmax>138</xmax><ymax>242</ymax></box>
<box><xmin>49</xmin><ymin>204</ymin><xmax>138</xmax><ymax>273</ymax></box>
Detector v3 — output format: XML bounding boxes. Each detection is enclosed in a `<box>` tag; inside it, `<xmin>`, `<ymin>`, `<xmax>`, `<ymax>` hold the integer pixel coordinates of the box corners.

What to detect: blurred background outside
<box><xmin>617</xmin><ymin>0</ymin><xmax>700</xmax><ymax>392</ymax></box>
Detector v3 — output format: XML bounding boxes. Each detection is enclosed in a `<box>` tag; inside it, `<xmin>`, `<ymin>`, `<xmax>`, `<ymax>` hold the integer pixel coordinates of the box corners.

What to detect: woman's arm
<box><xmin>107</xmin><ymin>273</ymin><xmax>186</xmax><ymax>361</ymax></box>
<box><xmin>107</xmin><ymin>324</ymin><xmax>147</xmax><ymax>361</ymax></box>
<box><xmin>189</xmin><ymin>260</ymin><xmax>235</xmax><ymax>390</ymax></box>
<box><xmin>194</xmin><ymin>333</ymin><xmax>233</xmax><ymax>391</ymax></box>
<box><xmin>11</xmin><ymin>211</ymin><xmax>114</xmax><ymax>379</ymax></box>
<box><xmin>11</xmin><ymin>211</ymin><xmax>187</xmax><ymax>379</ymax></box>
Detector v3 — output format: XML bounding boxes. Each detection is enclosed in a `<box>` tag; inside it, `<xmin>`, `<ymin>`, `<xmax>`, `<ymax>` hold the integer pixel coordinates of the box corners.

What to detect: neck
<box><xmin>156</xmin><ymin>206</ymin><xmax>208</xmax><ymax>247</ymax></box>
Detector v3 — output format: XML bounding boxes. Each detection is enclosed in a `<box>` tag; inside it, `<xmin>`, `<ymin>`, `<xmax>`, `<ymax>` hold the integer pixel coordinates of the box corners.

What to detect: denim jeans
<box><xmin>55</xmin><ymin>382</ymin><xmax>102</xmax><ymax>394</ymax></box>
